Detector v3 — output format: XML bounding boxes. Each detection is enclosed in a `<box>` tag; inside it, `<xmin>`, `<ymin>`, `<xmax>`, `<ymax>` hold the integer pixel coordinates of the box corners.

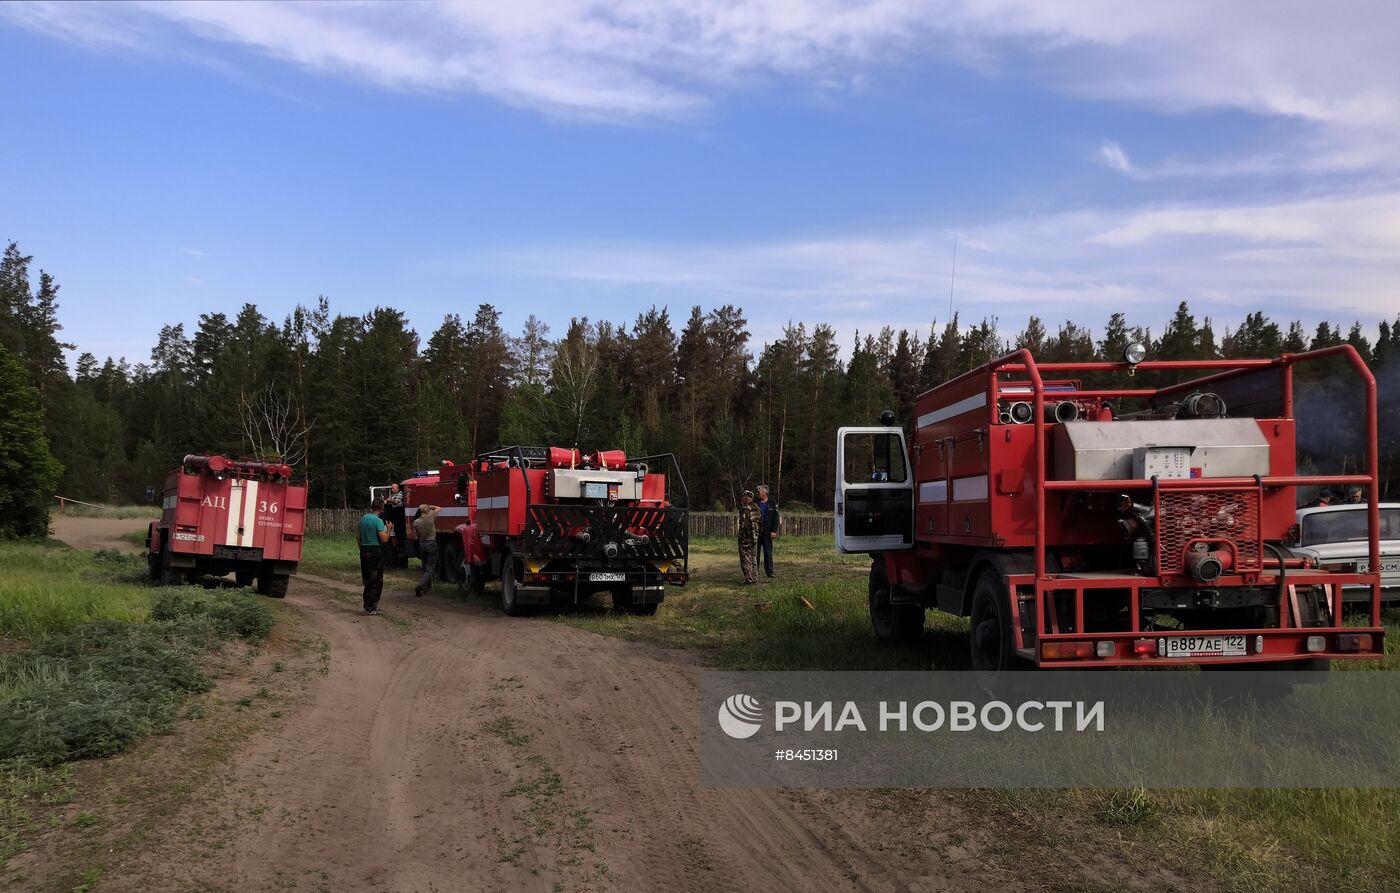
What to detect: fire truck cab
<box><xmin>837</xmin><ymin>345</ymin><xmax>1387</xmax><ymax>675</ymax></box>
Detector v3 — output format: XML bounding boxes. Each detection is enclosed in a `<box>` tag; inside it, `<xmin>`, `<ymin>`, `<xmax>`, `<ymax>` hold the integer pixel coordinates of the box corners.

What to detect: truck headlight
<box><xmin>1123</xmin><ymin>342</ymin><xmax>1147</xmax><ymax>365</ymax></box>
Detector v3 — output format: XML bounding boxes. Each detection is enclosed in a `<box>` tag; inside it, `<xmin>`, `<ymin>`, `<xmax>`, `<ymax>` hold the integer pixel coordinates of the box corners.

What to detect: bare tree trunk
<box><xmin>775</xmin><ymin>398</ymin><xmax>787</xmax><ymax>502</ymax></box>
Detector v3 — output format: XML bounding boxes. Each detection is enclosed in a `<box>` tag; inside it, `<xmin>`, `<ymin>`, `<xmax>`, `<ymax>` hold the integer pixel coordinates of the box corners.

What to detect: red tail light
<box><xmin>1336</xmin><ymin>633</ymin><xmax>1374</xmax><ymax>652</ymax></box>
<box><xmin>1041</xmin><ymin>642</ymin><xmax>1092</xmax><ymax>660</ymax></box>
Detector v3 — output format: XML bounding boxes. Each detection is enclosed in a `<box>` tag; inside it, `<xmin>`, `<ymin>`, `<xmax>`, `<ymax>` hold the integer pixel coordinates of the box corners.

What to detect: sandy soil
<box><xmin>47</xmin><ymin>517</ymin><xmax>1208</xmax><ymax>892</ymax></box>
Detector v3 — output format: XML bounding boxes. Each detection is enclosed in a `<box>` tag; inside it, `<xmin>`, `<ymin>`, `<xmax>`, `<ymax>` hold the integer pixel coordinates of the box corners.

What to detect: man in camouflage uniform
<box><xmin>737</xmin><ymin>489</ymin><xmax>761</xmax><ymax>584</ymax></box>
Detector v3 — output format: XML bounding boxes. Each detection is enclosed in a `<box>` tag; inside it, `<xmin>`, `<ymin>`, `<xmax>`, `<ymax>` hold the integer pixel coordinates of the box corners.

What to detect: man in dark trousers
<box><xmin>755</xmin><ymin>484</ymin><xmax>780</xmax><ymax>578</ymax></box>
<box><xmin>413</xmin><ymin>504</ymin><xmax>440</xmax><ymax>597</ymax></box>
<box><xmin>358</xmin><ymin>498</ymin><xmax>391</xmax><ymax>615</ymax></box>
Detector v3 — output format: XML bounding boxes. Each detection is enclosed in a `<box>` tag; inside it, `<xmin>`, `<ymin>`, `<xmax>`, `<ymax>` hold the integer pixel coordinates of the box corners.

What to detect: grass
<box><xmin>0</xmin><ymin>542</ymin><xmax>152</xmax><ymax>641</ymax></box>
<box><xmin>0</xmin><ymin>540</ymin><xmax>277</xmax><ymax>874</ymax></box>
<box><xmin>0</xmin><ymin>587</ymin><xmax>274</xmax><ymax>766</ymax></box>
<box><xmin>298</xmin><ymin>532</ymin><xmax>365</xmax><ymax>578</ymax></box>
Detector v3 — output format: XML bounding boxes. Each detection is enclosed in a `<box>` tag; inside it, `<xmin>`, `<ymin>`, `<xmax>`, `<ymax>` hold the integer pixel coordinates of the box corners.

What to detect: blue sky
<box><xmin>2</xmin><ymin>2</ymin><xmax>1398</xmax><ymax>364</ymax></box>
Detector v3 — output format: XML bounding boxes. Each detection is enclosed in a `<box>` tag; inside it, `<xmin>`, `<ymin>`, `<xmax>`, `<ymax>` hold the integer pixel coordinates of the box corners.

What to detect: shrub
<box><xmin>149</xmin><ymin>589</ymin><xmax>275</xmax><ymax>643</ymax></box>
<box><xmin>0</xmin><ymin>594</ymin><xmax>274</xmax><ymax>766</ymax></box>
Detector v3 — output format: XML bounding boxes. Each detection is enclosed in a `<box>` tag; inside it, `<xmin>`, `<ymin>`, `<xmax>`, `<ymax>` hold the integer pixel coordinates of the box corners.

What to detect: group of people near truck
<box><xmin>356</xmin><ymin>496</ymin><xmax>441</xmax><ymax>614</ymax></box>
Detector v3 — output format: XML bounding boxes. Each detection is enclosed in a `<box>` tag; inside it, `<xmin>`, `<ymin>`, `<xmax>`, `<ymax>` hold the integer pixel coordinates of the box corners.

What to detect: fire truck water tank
<box><xmin>1051</xmin><ymin>419</ymin><xmax>1270</xmax><ymax>480</ymax></box>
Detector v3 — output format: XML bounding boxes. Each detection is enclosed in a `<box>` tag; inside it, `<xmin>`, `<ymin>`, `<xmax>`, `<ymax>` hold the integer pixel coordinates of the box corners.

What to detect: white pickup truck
<box><xmin>1289</xmin><ymin>503</ymin><xmax>1400</xmax><ymax>605</ymax></box>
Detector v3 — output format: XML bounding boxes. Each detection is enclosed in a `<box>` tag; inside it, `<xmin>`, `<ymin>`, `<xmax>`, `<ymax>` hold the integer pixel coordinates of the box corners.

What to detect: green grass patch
<box><xmin>0</xmin><ymin>540</ymin><xmax>277</xmax><ymax>871</ymax></box>
<box><xmin>298</xmin><ymin>531</ymin><xmax>364</xmax><ymax>578</ymax></box>
<box><xmin>0</xmin><ymin>587</ymin><xmax>274</xmax><ymax>766</ymax></box>
<box><xmin>0</xmin><ymin>541</ymin><xmax>151</xmax><ymax>640</ymax></box>
<box><xmin>558</xmin><ymin>535</ymin><xmax>964</xmax><ymax>670</ymax></box>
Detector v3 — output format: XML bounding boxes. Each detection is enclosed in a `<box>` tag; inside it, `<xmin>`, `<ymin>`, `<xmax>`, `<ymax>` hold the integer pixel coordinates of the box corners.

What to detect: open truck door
<box><xmin>836</xmin><ymin>426</ymin><xmax>914</xmax><ymax>553</ymax></box>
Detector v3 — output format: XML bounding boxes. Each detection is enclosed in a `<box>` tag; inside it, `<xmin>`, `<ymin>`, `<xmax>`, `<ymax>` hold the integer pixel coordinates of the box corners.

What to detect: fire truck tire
<box><xmin>258</xmin><ymin>573</ymin><xmax>289</xmax><ymax>599</ymax></box>
<box><xmin>463</xmin><ymin>563</ymin><xmax>486</xmax><ymax>596</ymax></box>
<box><xmin>969</xmin><ymin>571</ymin><xmax>1018</xmax><ymax>676</ymax></box>
<box><xmin>868</xmin><ymin>560</ymin><xmax>924</xmax><ymax>644</ymax></box>
<box><xmin>442</xmin><ymin>541</ymin><xmax>463</xmax><ymax>588</ymax></box>
<box><xmin>235</xmin><ymin>570</ymin><xmax>256</xmax><ymax>588</ymax></box>
<box><xmin>611</xmin><ymin>586</ymin><xmax>659</xmax><ymax>616</ymax></box>
<box><xmin>501</xmin><ymin>556</ymin><xmax>530</xmax><ymax>617</ymax></box>
<box><xmin>147</xmin><ymin>548</ymin><xmax>161</xmax><ymax>581</ymax></box>
<box><xmin>158</xmin><ymin>538</ymin><xmax>181</xmax><ymax>587</ymax></box>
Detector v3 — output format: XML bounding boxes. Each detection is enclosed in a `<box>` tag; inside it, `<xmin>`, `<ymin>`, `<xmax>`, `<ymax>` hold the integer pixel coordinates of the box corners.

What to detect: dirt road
<box><xmin>50</xmin><ymin>517</ymin><xmax>1201</xmax><ymax>892</ymax></box>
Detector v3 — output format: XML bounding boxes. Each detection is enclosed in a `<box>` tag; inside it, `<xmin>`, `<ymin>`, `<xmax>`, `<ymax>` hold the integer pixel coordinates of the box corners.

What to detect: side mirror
<box><xmin>1283</xmin><ymin>524</ymin><xmax>1299</xmax><ymax>548</ymax></box>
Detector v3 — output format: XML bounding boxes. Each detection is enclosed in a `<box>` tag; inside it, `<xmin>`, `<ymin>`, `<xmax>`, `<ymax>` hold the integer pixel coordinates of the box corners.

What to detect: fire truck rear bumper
<box><xmin>1025</xmin><ymin>627</ymin><xmax>1385</xmax><ymax>668</ymax></box>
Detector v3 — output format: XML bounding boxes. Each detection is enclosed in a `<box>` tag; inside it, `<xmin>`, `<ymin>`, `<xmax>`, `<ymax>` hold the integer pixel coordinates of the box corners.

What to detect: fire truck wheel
<box><xmin>442</xmin><ymin>540</ymin><xmax>462</xmax><ymax>585</ymax></box>
<box><xmin>868</xmin><ymin>560</ymin><xmax>924</xmax><ymax>644</ymax></box>
<box><xmin>463</xmin><ymin>563</ymin><xmax>486</xmax><ymax>596</ymax></box>
<box><xmin>147</xmin><ymin>548</ymin><xmax>161</xmax><ymax>581</ymax></box>
<box><xmin>969</xmin><ymin>571</ymin><xmax>1016</xmax><ymax>676</ymax></box>
<box><xmin>500</xmin><ymin>556</ymin><xmax>530</xmax><ymax>617</ymax></box>
<box><xmin>158</xmin><ymin>538</ymin><xmax>180</xmax><ymax>587</ymax></box>
<box><xmin>258</xmin><ymin>573</ymin><xmax>289</xmax><ymax>599</ymax></box>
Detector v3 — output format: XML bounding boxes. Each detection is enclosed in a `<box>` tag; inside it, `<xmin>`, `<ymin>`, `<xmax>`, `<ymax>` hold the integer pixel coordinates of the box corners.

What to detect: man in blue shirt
<box><xmin>755</xmin><ymin>485</ymin><xmax>779</xmax><ymax>579</ymax></box>
<box><xmin>358</xmin><ymin>498</ymin><xmax>392</xmax><ymax>614</ymax></box>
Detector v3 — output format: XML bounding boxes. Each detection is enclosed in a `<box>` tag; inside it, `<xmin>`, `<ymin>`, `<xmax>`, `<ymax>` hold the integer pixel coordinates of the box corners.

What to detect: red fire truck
<box><xmin>387</xmin><ymin>447</ymin><xmax>689</xmax><ymax>616</ymax></box>
<box><xmin>837</xmin><ymin>344</ymin><xmax>1386</xmax><ymax>675</ymax></box>
<box><xmin>146</xmin><ymin>455</ymin><xmax>307</xmax><ymax>597</ymax></box>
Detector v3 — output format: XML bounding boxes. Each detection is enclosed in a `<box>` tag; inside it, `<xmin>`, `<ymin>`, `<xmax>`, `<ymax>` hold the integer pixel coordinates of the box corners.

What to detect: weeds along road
<box><xmin>49</xmin><ymin>517</ymin><xmax>1198</xmax><ymax>892</ymax></box>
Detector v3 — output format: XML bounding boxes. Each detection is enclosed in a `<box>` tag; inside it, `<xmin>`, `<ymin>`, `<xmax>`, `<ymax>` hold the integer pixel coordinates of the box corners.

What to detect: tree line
<box><xmin>2</xmin><ymin>239</ymin><xmax>1397</xmax><ymax>527</ymax></box>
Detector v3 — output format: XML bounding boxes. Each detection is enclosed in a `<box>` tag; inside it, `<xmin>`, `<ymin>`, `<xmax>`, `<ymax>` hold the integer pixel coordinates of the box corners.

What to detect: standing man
<box><xmin>755</xmin><ymin>484</ymin><xmax>780</xmax><ymax>579</ymax></box>
<box><xmin>359</xmin><ymin>498</ymin><xmax>391</xmax><ymax>615</ymax></box>
<box><xmin>413</xmin><ymin>504</ymin><xmax>441</xmax><ymax>597</ymax></box>
<box><xmin>737</xmin><ymin>490</ymin><xmax>761</xmax><ymax>584</ymax></box>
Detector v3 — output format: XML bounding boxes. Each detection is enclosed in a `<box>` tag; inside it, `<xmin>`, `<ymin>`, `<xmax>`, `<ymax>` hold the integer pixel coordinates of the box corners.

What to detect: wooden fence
<box><xmin>304</xmin><ymin>508</ymin><xmax>834</xmax><ymax>538</ymax></box>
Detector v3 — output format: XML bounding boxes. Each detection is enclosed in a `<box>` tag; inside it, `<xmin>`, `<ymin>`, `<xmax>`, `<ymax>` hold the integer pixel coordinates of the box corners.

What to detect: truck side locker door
<box><xmin>835</xmin><ymin>426</ymin><xmax>914</xmax><ymax>553</ymax></box>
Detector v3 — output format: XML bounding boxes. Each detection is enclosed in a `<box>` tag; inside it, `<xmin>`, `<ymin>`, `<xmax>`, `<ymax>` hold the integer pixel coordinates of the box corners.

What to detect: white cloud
<box><xmin>477</xmin><ymin>188</ymin><xmax>1400</xmax><ymax>340</ymax></box>
<box><xmin>181</xmin><ymin>247</ymin><xmax>205</xmax><ymax>257</ymax></box>
<box><xmin>186</xmin><ymin>275</ymin><xmax>204</xmax><ymax>286</ymax></box>
<box><xmin>5</xmin><ymin>0</ymin><xmax>1399</xmax><ymax>144</ymax></box>
<box><xmin>1095</xmin><ymin>141</ymin><xmax>1134</xmax><ymax>175</ymax></box>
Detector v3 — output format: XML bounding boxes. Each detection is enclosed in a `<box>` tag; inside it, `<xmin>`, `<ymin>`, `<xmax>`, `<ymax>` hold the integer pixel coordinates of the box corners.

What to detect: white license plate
<box><xmin>1162</xmin><ymin>634</ymin><xmax>1247</xmax><ymax>658</ymax></box>
<box><xmin>1356</xmin><ymin>560</ymin><xmax>1400</xmax><ymax>574</ymax></box>
<box><xmin>589</xmin><ymin>572</ymin><xmax>626</xmax><ymax>582</ymax></box>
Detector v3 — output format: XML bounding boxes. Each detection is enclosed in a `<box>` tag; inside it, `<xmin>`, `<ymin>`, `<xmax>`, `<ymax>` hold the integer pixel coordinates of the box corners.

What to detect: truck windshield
<box><xmin>842</xmin><ymin>432</ymin><xmax>908</xmax><ymax>484</ymax></box>
<box><xmin>1300</xmin><ymin>508</ymin><xmax>1400</xmax><ymax>546</ymax></box>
